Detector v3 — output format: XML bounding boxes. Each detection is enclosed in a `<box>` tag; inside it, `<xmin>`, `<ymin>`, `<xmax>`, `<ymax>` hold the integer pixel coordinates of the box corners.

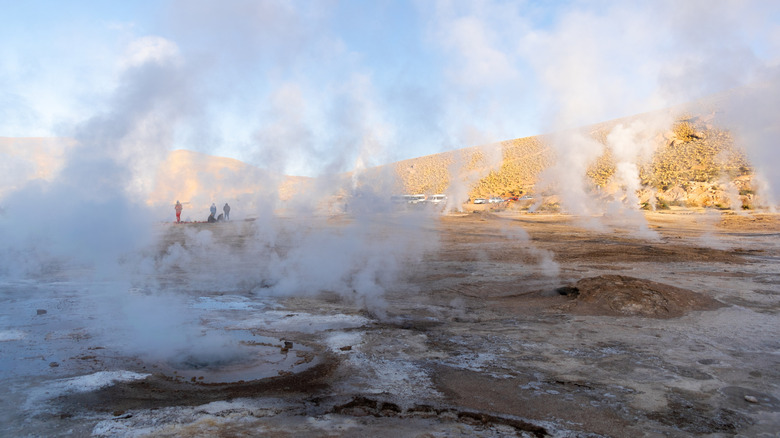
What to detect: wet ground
<box><xmin>1</xmin><ymin>210</ymin><xmax>778</xmax><ymax>437</ymax></box>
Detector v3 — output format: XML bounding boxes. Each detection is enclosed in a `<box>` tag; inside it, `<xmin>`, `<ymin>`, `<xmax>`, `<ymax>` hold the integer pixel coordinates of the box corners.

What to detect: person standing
<box><xmin>210</xmin><ymin>203</ymin><xmax>217</xmax><ymax>218</ymax></box>
<box><xmin>223</xmin><ymin>203</ymin><xmax>231</xmax><ymax>221</ymax></box>
<box><xmin>175</xmin><ymin>200</ymin><xmax>183</xmax><ymax>223</ymax></box>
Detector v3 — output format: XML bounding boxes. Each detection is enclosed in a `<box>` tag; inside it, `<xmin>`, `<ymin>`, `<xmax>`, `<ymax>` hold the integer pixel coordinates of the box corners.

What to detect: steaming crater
<box><xmin>147</xmin><ymin>330</ymin><xmax>319</xmax><ymax>384</ymax></box>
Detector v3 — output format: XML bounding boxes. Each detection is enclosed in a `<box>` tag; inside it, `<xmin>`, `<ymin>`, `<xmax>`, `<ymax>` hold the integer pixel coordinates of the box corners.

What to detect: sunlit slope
<box><xmin>0</xmin><ymin>137</ymin><xmax>75</xmax><ymax>198</ymax></box>
<box><xmin>1</xmin><ymin>102</ymin><xmax>757</xmax><ymax>213</ymax></box>
<box><xmin>0</xmin><ymin>143</ymin><xmax>311</xmax><ymax>218</ymax></box>
<box><xmin>148</xmin><ymin>149</ymin><xmax>313</xmax><ymax>216</ymax></box>
<box><xmin>371</xmin><ymin>107</ymin><xmax>752</xmax><ymax>208</ymax></box>
<box><xmin>385</xmin><ymin>135</ymin><xmax>553</xmax><ymax>197</ymax></box>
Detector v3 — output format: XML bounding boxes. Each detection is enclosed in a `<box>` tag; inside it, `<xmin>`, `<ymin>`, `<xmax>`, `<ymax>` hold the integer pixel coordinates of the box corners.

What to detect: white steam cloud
<box><xmin>1</xmin><ymin>0</ymin><xmax>779</xmax><ymax>365</ymax></box>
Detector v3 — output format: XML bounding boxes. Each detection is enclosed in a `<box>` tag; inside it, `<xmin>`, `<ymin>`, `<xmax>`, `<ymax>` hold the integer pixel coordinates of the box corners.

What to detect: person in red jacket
<box><xmin>175</xmin><ymin>200</ymin><xmax>183</xmax><ymax>223</ymax></box>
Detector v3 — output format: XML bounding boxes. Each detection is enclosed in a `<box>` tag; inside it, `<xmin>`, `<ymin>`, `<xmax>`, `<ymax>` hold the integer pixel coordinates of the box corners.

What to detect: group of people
<box><xmin>208</xmin><ymin>202</ymin><xmax>231</xmax><ymax>223</ymax></box>
<box><xmin>174</xmin><ymin>200</ymin><xmax>231</xmax><ymax>223</ymax></box>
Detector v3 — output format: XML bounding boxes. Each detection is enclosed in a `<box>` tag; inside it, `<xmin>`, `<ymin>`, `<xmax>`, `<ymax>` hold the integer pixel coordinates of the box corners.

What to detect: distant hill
<box><xmin>381</xmin><ymin>134</ymin><xmax>552</xmax><ymax>197</ymax></box>
<box><xmin>0</xmin><ymin>142</ymin><xmax>312</xmax><ymax>219</ymax></box>
<box><xmin>148</xmin><ymin>149</ymin><xmax>313</xmax><ymax>218</ymax></box>
<box><xmin>0</xmin><ymin>137</ymin><xmax>75</xmax><ymax>199</ymax></box>
<box><xmin>359</xmin><ymin>101</ymin><xmax>754</xmax><ymax>210</ymax></box>
<box><xmin>1</xmin><ymin>98</ymin><xmax>760</xmax><ymax>215</ymax></box>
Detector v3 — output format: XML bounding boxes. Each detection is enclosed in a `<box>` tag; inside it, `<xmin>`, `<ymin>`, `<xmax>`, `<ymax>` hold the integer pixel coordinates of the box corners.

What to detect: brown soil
<box><xmin>59</xmin><ymin>358</ymin><xmax>339</xmax><ymax>414</ymax></box>
<box><xmin>4</xmin><ymin>210</ymin><xmax>778</xmax><ymax>437</ymax></box>
<box><xmin>556</xmin><ymin>274</ymin><xmax>724</xmax><ymax>318</ymax></box>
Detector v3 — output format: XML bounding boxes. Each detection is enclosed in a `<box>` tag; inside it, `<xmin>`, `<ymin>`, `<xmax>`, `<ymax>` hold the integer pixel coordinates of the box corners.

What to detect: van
<box><xmin>428</xmin><ymin>194</ymin><xmax>447</xmax><ymax>204</ymax></box>
<box><xmin>404</xmin><ymin>194</ymin><xmax>426</xmax><ymax>204</ymax></box>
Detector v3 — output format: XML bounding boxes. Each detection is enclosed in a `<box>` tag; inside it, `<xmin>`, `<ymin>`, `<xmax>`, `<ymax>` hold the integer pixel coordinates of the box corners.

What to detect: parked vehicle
<box><xmin>428</xmin><ymin>194</ymin><xmax>447</xmax><ymax>204</ymax></box>
<box><xmin>488</xmin><ymin>197</ymin><xmax>504</xmax><ymax>204</ymax></box>
<box><xmin>474</xmin><ymin>198</ymin><xmax>487</xmax><ymax>204</ymax></box>
<box><xmin>404</xmin><ymin>194</ymin><xmax>427</xmax><ymax>204</ymax></box>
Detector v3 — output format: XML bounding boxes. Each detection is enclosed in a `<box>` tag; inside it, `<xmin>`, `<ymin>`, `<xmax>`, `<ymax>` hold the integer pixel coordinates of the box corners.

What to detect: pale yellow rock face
<box><xmin>148</xmin><ymin>149</ymin><xmax>315</xmax><ymax>219</ymax></box>
<box><xmin>0</xmin><ymin>104</ymin><xmax>762</xmax><ymax>217</ymax></box>
<box><xmin>0</xmin><ymin>137</ymin><xmax>75</xmax><ymax>197</ymax></box>
<box><xmin>0</xmin><ymin>142</ymin><xmax>311</xmax><ymax>219</ymax></box>
<box><xmin>150</xmin><ymin>149</ymin><xmax>258</xmax><ymax>214</ymax></box>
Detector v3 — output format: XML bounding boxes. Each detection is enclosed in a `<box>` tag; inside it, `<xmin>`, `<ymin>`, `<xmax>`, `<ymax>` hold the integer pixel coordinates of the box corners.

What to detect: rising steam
<box><xmin>1</xmin><ymin>1</ymin><xmax>778</xmax><ymax>364</ymax></box>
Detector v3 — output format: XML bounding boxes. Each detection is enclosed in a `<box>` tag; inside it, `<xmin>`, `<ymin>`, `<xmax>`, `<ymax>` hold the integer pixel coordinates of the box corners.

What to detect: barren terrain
<box><xmin>1</xmin><ymin>210</ymin><xmax>778</xmax><ymax>437</ymax></box>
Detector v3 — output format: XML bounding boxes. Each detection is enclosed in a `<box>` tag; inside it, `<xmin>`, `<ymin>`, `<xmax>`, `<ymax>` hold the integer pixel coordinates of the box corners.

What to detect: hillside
<box><xmin>0</xmin><ymin>142</ymin><xmax>312</xmax><ymax>219</ymax></box>
<box><xmin>149</xmin><ymin>149</ymin><xmax>313</xmax><ymax>217</ymax></box>
<box><xmin>366</xmin><ymin>104</ymin><xmax>755</xmax><ymax>210</ymax></box>
<box><xmin>0</xmin><ymin>137</ymin><xmax>75</xmax><ymax>199</ymax></box>
<box><xmin>1</xmin><ymin>101</ymin><xmax>760</xmax><ymax>214</ymax></box>
<box><xmin>385</xmin><ymin>134</ymin><xmax>552</xmax><ymax>198</ymax></box>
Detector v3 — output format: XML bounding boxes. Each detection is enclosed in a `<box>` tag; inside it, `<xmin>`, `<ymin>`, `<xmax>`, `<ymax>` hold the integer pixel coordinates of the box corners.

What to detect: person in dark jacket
<box><xmin>223</xmin><ymin>203</ymin><xmax>231</xmax><ymax>220</ymax></box>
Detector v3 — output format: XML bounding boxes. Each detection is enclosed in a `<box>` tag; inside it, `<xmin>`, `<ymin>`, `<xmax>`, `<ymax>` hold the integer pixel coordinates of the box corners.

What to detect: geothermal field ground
<box><xmin>1</xmin><ymin>208</ymin><xmax>778</xmax><ymax>437</ymax></box>
<box><xmin>4</xmin><ymin>1</ymin><xmax>780</xmax><ymax>437</ymax></box>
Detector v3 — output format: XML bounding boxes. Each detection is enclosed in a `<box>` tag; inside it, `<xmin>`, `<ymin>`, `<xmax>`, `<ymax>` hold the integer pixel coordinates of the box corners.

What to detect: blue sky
<box><xmin>2</xmin><ymin>0</ymin><xmax>779</xmax><ymax>176</ymax></box>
